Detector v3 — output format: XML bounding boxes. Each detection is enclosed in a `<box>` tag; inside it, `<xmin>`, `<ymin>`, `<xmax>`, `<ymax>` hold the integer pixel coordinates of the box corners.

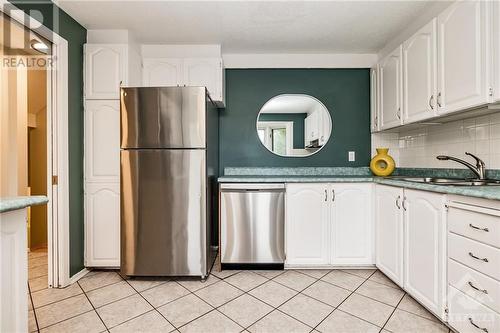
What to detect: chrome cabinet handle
<box><xmin>469</xmin><ymin>224</ymin><xmax>489</xmax><ymax>232</ymax></box>
<box><xmin>437</xmin><ymin>92</ymin><xmax>442</xmax><ymax>107</ymax></box>
<box><xmin>324</xmin><ymin>189</ymin><xmax>327</xmax><ymax>202</ymax></box>
<box><xmin>429</xmin><ymin>95</ymin><xmax>434</xmax><ymax>110</ymax></box>
<box><xmin>468</xmin><ymin>281</ymin><xmax>488</xmax><ymax>294</ymax></box>
<box><xmin>332</xmin><ymin>189</ymin><xmax>335</xmax><ymax>202</ymax></box>
<box><xmin>396</xmin><ymin>107</ymin><xmax>401</xmax><ymax>119</ymax></box>
<box><xmin>469</xmin><ymin>252</ymin><xmax>489</xmax><ymax>262</ymax></box>
<box><xmin>402</xmin><ymin>197</ymin><xmax>407</xmax><ymax>211</ymax></box>
<box><xmin>468</xmin><ymin>317</ymin><xmax>488</xmax><ymax>332</ymax></box>
<box><xmin>395</xmin><ymin>195</ymin><xmax>401</xmax><ymax>209</ymax></box>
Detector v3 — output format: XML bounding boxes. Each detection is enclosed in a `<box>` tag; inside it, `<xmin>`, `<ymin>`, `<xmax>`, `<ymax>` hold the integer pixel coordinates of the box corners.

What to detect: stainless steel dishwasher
<box><xmin>220</xmin><ymin>183</ymin><xmax>285</xmax><ymax>265</ymax></box>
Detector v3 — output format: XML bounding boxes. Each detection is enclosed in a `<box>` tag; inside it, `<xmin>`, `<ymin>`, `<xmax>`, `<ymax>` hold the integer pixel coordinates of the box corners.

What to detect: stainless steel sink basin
<box><xmin>386</xmin><ymin>176</ymin><xmax>500</xmax><ymax>186</ymax></box>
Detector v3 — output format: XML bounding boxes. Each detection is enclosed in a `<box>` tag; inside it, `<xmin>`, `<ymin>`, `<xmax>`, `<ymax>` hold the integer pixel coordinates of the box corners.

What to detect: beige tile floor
<box><xmin>28</xmin><ymin>256</ymin><xmax>452</xmax><ymax>333</ymax></box>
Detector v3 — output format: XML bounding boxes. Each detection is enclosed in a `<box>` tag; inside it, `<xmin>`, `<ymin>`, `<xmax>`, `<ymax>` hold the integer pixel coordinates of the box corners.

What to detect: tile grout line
<box><xmin>311</xmin><ymin>269</ymin><xmax>380</xmax><ymax>332</ymax></box>
<box><xmin>77</xmin><ymin>280</ymin><xmax>110</xmax><ymax>331</ymax></box>
<box><xmin>28</xmin><ymin>281</ymin><xmax>40</xmax><ymax>333</ymax></box>
<box><xmin>122</xmin><ymin>276</ymin><xmax>179</xmax><ymax>331</ymax></box>
<box><xmin>380</xmin><ymin>291</ymin><xmax>406</xmax><ymax>332</ymax></box>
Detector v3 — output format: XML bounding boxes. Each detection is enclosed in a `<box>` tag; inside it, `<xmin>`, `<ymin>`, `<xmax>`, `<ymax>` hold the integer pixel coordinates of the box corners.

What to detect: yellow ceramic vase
<box><xmin>370</xmin><ymin>148</ymin><xmax>395</xmax><ymax>176</ymax></box>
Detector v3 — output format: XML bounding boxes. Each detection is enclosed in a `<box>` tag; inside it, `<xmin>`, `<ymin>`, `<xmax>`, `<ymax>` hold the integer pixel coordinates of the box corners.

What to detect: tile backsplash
<box><xmin>372</xmin><ymin>113</ymin><xmax>500</xmax><ymax>169</ymax></box>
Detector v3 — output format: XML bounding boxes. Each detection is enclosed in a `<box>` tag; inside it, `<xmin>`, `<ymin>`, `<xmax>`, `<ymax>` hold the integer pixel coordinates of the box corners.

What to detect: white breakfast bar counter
<box><xmin>1</xmin><ymin>196</ymin><xmax>48</xmax><ymax>333</ymax></box>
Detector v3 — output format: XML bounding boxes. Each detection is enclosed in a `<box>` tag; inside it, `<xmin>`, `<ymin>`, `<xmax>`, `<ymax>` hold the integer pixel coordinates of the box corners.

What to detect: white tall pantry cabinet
<box><xmin>84</xmin><ymin>44</ymin><xmax>131</xmax><ymax>267</ymax></box>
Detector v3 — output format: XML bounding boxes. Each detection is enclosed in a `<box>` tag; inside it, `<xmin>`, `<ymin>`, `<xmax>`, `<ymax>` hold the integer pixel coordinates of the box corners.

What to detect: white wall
<box><xmin>372</xmin><ymin>113</ymin><xmax>500</xmax><ymax>169</ymax></box>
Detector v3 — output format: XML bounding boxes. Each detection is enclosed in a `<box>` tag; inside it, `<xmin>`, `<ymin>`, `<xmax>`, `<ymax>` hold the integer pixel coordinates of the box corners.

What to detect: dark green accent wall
<box><xmin>220</xmin><ymin>69</ymin><xmax>371</xmax><ymax>173</ymax></box>
<box><xmin>9</xmin><ymin>0</ymin><xmax>87</xmax><ymax>276</ymax></box>
<box><xmin>258</xmin><ymin>113</ymin><xmax>307</xmax><ymax>149</ymax></box>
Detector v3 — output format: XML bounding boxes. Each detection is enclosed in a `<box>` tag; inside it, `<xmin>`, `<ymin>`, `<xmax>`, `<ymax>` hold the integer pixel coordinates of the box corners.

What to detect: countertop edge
<box><xmin>217</xmin><ymin>176</ymin><xmax>500</xmax><ymax>201</ymax></box>
<box><xmin>0</xmin><ymin>196</ymin><xmax>49</xmax><ymax>213</ymax></box>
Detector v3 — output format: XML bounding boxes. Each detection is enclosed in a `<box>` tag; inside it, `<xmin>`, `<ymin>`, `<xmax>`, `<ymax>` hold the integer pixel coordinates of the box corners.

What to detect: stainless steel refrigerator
<box><xmin>120</xmin><ymin>86</ymin><xmax>218</xmax><ymax>278</ymax></box>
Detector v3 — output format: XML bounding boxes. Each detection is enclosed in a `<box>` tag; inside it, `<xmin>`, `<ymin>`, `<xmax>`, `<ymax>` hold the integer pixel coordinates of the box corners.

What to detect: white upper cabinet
<box><xmin>85</xmin><ymin>183</ymin><xmax>120</xmax><ymax>267</ymax></box>
<box><xmin>403</xmin><ymin>189</ymin><xmax>446</xmax><ymax>319</ymax></box>
<box><xmin>84</xmin><ymin>100</ymin><xmax>120</xmax><ymax>183</ymax></box>
<box><xmin>437</xmin><ymin>0</ymin><xmax>489</xmax><ymax>114</ymax></box>
<box><xmin>403</xmin><ymin>19</ymin><xmax>438</xmax><ymax>123</ymax></box>
<box><xmin>379</xmin><ymin>46</ymin><xmax>403</xmax><ymax>130</ymax></box>
<box><xmin>85</xmin><ymin>44</ymin><xmax>128</xmax><ymax>99</ymax></box>
<box><xmin>183</xmin><ymin>58</ymin><xmax>223</xmax><ymax>103</ymax></box>
<box><xmin>375</xmin><ymin>185</ymin><xmax>404</xmax><ymax>287</ymax></box>
<box><xmin>330</xmin><ymin>184</ymin><xmax>373</xmax><ymax>265</ymax></box>
<box><xmin>142</xmin><ymin>57</ymin><xmax>225</xmax><ymax>106</ymax></box>
<box><xmin>370</xmin><ymin>66</ymin><xmax>379</xmax><ymax>132</ymax></box>
<box><xmin>493</xmin><ymin>0</ymin><xmax>500</xmax><ymax>102</ymax></box>
<box><xmin>285</xmin><ymin>183</ymin><xmax>330</xmax><ymax>266</ymax></box>
<box><xmin>142</xmin><ymin>58</ymin><xmax>182</xmax><ymax>86</ymax></box>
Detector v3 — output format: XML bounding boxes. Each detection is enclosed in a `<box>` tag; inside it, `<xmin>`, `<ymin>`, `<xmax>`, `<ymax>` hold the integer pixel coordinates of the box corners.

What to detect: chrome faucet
<box><xmin>436</xmin><ymin>152</ymin><xmax>486</xmax><ymax>180</ymax></box>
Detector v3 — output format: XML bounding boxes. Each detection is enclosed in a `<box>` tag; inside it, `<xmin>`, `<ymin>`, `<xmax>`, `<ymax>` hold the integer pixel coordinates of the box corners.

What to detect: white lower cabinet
<box><xmin>285</xmin><ymin>183</ymin><xmax>373</xmax><ymax>267</ymax></box>
<box><xmin>403</xmin><ymin>189</ymin><xmax>446</xmax><ymax>318</ymax></box>
<box><xmin>375</xmin><ymin>185</ymin><xmax>446</xmax><ymax>320</ymax></box>
<box><xmin>85</xmin><ymin>183</ymin><xmax>120</xmax><ymax>267</ymax></box>
<box><xmin>285</xmin><ymin>183</ymin><xmax>330</xmax><ymax>266</ymax></box>
<box><xmin>331</xmin><ymin>184</ymin><xmax>373</xmax><ymax>265</ymax></box>
<box><xmin>375</xmin><ymin>185</ymin><xmax>404</xmax><ymax>287</ymax></box>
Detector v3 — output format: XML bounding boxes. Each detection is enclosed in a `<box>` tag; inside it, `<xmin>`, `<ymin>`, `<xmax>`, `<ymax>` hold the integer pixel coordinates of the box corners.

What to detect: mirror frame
<box><xmin>256</xmin><ymin>94</ymin><xmax>333</xmax><ymax>158</ymax></box>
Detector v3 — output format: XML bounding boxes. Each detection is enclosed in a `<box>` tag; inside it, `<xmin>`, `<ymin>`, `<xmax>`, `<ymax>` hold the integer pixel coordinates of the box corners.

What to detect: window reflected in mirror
<box><xmin>256</xmin><ymin>94</ymin><xmax>332</xmax><ymax>157</ymax></box>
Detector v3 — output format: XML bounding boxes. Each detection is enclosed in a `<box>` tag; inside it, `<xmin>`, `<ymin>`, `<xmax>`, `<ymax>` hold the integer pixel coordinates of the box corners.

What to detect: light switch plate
<box><xmin>348</xmin><ymin>151</ymin><xmax>355</xmax><ymax>162</ymax></box>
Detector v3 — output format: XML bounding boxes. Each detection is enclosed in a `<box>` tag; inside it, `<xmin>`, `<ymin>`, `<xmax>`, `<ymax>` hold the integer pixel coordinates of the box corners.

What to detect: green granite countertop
<box><xmin>0</xmin><ymin>196</ymin><xmax>49</xmax><ymax>213</ymax></box>
<box><xmin>218</xmin><ymin>167</ymin><xmax>500</xmax><ymax>201</ymax></box>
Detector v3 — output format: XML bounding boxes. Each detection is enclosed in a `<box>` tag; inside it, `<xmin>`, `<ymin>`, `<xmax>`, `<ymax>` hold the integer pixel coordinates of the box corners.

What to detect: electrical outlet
<box><xmin>348</xmin><ymin>151</ymin><xmax>355</xmax><ymax>162</ymax></box>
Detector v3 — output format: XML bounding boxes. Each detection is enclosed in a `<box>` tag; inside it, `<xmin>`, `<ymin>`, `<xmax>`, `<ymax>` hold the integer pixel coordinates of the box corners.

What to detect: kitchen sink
<box><xmin>386</xmin><ymin>176</ymin><xmax>500</xmax><ymax>186</ymax></box>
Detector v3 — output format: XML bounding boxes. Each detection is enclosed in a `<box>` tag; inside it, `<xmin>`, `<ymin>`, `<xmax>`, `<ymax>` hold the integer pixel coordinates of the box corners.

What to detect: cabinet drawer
<box><xmin>448</xmin><ymin>233</ymin><xmax>500</xmax><ymax>281</ymax></box>
<box><xmin>449</xmin><ymin>206</ymin><xmax>500</xmax><ymax>249</ymax></box>
<box><xmin>449</xmin><ymin>259</ymin><xmax>500</xmax><ymax>313</ymax></box>
<box><xmin>448</xmin><ymin>286</ymin><xmax>500</xmax><ymax>333</ymax></box>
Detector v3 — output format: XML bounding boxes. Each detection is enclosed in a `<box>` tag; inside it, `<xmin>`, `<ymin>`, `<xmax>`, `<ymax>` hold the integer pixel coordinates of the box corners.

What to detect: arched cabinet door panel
<box><xmin>85</xmin><ymin>44</ymin><xmax>127</xmax><ymax>99</ymax></box>
<box><xmin>84</xmin><ymin>100</ymin><xmax>120</xmax><ymax>183</ymax></box>
<box><xmin>379</xmin><ymin>46</ymin><xmax>403</xmax><ymax>130</ymax></box>
<box><xmin>285</xmin><ymin>183</ymin><xmax>330</xmax><ymax>266</ymax></box>
<box><xmin>330</xmin><ymin>184</ymin><xmax>374</xmax><ymax>265</ymax></box>
<box><xmin>403</xmin><ymin>189</ymin><xmax>446</xmax><ymax>318</ymax></box>
<box><xmin>375</xmin><ymin>185</ymin><xmax>404</xmax><ymax>287</ymax></box>
<box><xmin>85</xmin><ymin>183</ymin><xmax>120</xmax><ymax>267</ymax></box>
<box><xmin>142</xmin><ymin>58</ymin><xmax>183</xmax><ymax>86</ymax></box>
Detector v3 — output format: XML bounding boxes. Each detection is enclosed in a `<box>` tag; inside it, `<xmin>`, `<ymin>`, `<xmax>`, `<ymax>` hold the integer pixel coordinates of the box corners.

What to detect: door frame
<box><xmin>1</xmin><ymin>1</ymin><xmax>73</xmax><ymax>287</ymax></box>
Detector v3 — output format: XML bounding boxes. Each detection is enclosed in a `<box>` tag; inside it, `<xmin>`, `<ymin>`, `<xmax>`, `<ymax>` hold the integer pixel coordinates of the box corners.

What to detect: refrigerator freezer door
<box><xmin>120</xmin><ymin>149</ymin><xmax>207</xmax><ymax>276</ymax></box>
<box><xmin>121</xmin><ymin>87</ymin><xmax>206</xmax><ymax>149</ymax></box>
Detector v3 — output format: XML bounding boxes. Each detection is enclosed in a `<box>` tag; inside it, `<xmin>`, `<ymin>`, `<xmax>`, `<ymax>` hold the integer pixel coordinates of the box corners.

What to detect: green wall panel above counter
<box><xmin>220</xmin><ymin>69</ymin><xmax>371</xmax><ymax>174</ymax></box>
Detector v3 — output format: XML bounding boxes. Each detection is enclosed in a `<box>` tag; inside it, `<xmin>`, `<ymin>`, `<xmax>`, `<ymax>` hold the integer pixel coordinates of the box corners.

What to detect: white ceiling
<box><xmin>56</xmin><ymin>0</ymin><xmax>434</xmax><ymax>54</ymax></box>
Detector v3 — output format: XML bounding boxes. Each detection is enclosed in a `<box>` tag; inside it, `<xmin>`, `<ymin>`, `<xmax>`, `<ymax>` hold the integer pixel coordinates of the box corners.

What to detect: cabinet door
<box><xmin>493</xmin><ymin>1</ymin><xmax>500</xmax><ymax>102</ymax></box>
<box><xmin>285</xmin><ymin>184</ymin><xmax>330</xmax><ymax>266</ymax></box>
<box><xmin>403</xmin><ymin>19</ymin><xmax>437</xmax><ymax>123</ymax></box>
<box><xmin>85</xmin><ymin>44</ymin><xmax>127</xmax><ymax>99</ymax></box>
<box><xmin>375</xmin><ymin>185</ymin><xmax>404</xmax><ymax>286</ymax></box>
<box><xmin>379</xmin><ymin>46</ymin><xmax>403</xmax><ymax>130</ymax></box>
<box><xmin>183</xmin><ymin>58</ymin><xmax>223</xmax><ymax>102</ymax></box>
<box><xmin>85</xmin><ymin>183</ymin><xmax>120</xmax><ymax>267</ymax></box>
<box><xmin>403</xmin><ymin>189</ymin><xmax>446</xmax><ymax>319</ymax></box>
<box><xmin>437</xmin><ymin>0</ymin><xmax>489</xmax><ymax>114</ymax></box>
<box><xmin>319</xmin><ymin>109</ymin><xmax>331</xmax><ymax>146</ymax></box>
<box><xmin>142</xmin><ymin>58</ymin><xmax>182</xmax><ymax>86</ymax></box>
<box><xmin>331</xmin><ymin>184</ymin><xmax>374</xmax><ymax>265</ymax></box>
<box><xmin>370</xmin><ymin>67</ymin><xmax>379</xmax><ymax>132</ymax></box>
<box><xmin>84</xmin><ymin>100</ymin><xmax>120</xmax><ymax>183</ymax></box>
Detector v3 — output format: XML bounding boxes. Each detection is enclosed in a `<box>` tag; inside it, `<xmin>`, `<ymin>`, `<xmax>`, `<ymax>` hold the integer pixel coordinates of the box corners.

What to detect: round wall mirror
<box><xmin>256</xmin><ymin>94</ymin><xmax>332</xmax><ymax>157</ymax></box>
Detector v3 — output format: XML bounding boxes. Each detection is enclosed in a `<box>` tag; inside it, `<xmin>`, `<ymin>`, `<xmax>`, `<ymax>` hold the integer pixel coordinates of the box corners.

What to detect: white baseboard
<box><xmin>69</xmin><ymin>268</ymin><xmax>90</xmax><ymax>284</ymax></box>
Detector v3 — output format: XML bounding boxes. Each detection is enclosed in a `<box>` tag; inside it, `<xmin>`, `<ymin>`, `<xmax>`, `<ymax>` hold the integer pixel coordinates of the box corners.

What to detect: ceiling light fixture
<box><xmin>30</xmin><ymin>39</ymin><xmax>48</xmax><ymax>54</ymax></box>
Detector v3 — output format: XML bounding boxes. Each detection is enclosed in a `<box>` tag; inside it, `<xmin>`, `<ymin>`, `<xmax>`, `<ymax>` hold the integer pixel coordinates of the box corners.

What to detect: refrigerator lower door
<box><xmin>120</xmin><ymin>149</ymin><xmax>207</xmax><ymax>277</ymax></box>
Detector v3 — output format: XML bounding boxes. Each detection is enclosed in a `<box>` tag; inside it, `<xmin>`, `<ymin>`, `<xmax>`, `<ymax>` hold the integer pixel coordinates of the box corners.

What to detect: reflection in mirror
<box><xmin>257</xmin><ymin>94</ymin><xmax>332</xmax><ymax>157</ymax></box>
